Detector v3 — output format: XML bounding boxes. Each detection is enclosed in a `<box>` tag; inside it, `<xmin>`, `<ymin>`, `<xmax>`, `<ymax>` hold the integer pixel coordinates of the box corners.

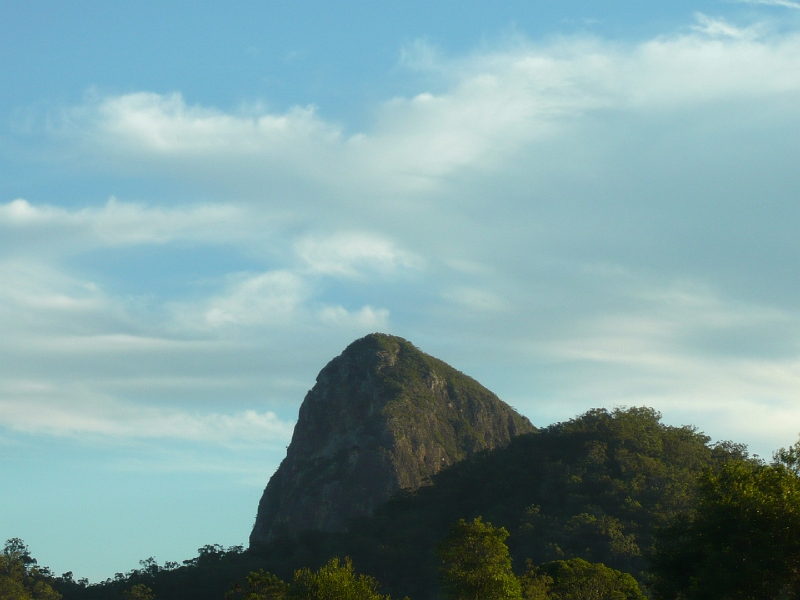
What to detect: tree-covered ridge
<box><xmin>320</xmin><ymin>407</ymin><xmax>736</xmax><ymax>598</ymax></box>
<box><xmin>49</xmin><ymin>407</ymin><xmax>746</xmax><ymax>600</ymax></box>
<box><xmin>225</xmin><ymin>517</ymin><xmax>645</xmax><ymax>600</ymax></box>
<box><xmin>27</xmin><ymin>445</ymin><xmax>800</xmax><ymax>600</ymax></box>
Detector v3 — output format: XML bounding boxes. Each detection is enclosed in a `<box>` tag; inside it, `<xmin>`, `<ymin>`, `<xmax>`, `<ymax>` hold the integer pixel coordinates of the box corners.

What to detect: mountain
<box><xmin>52</xmin><ymin>337</ymin><xmax>746</xmax><ymax>600</ymax></box>
<box><xmin>54</xmin><ymin>407</ymin><xmax>743</xmax><ymax>600</ymax></box>
<box><xmin>249</xmin><ymin>333</ymin><xmax>535</xmax><ymax>544</ymax></box>
<box><xmin>250</xmin><ymin>408</ymin><xmax>742</xmax><ymax>599</ymax></box>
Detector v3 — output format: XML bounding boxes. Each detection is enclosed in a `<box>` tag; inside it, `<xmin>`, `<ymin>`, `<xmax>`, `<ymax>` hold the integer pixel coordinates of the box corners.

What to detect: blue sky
<box><xmin>3</xmin><ymin>0</ymin><xmax>800</xmax><ymax>582</ymax></box>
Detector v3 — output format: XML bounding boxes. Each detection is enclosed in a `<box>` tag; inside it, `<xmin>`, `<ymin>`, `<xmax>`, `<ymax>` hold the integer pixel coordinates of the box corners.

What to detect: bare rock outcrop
<box><xmin>249</xmin><ymin>333</ymin><xmax>535</xmax><ymax>545</ymax></box>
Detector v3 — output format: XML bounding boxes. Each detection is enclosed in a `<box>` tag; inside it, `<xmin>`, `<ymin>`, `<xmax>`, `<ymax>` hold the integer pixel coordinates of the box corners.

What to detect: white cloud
<box><xmin>735</xmin><ymin>0</ymin><xmax>800</xmax><ymax>9</ymax></box>
<box><xmin>93</xmin><ymin>92</ymin><xmax>341</xmax><ymax>156</ymax></box>
<box><xmin>202</xmin><ymin>271</ymin><xmax>308</xmax><ymax>327</ymax></box>
<box><xmin>398</xmin><ymin>39</ymin><xmax>446</xmax><ymax>73</ymax></box>
<box><xmin>7</xmin><ymin>18</ymin><xmax>800</xmax><ymax>460</ymax></box>
<box><xmin>0</xmin><ymin>198</ymin><xmax>40</xmax><ymax>222</ymax></box>
<box><xmin>0</xmin><ymin>388</ymin><xmax>294</xmax><ymax>444</ymax></box>
<box><xmin>443</xmin><ymin>287</ymin><xmax>510</xmax><ymax>312</ymax></box>
<box><xmin>318</xmin><ymin>305</ymin><xmax>389</xmax><ymax>328</ymax></box>
<box><xmin>0</xmin><ymin>197</ymin><xmax>255</xmax><ymax>252</ymax></box>
<box><xmin>692</xmin><ymin>13</ymin><xmax>759</xmax><ymax>39</ymax></box>
<box><xmin>295</xmin><ymin>232</ymin><xmax>423</xmax><ymax>278</ymax></box>
<box><xmin>0</xmin><ymin>259</ymin><xmax>114</xmax><ymax>334</ymax></box>
<box><xmin>48</xmin><ymin>27</ymin><xmax>797</xmax><ymax>199</ymax></box>
<box><xmin>15</xmin><ymin>333</ymin><xmax>217</xmax><ymax>354</ymax></box>
<box><xmin>510</xmin><ymin>280</ymin><xmax>800</xmax><ymax>448</ymax></box>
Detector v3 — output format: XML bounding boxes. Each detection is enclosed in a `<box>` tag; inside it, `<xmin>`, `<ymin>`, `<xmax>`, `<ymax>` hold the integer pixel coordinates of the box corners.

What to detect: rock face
<box><xmin>249</xmin><ymin>333</ymin><xmax>535</xmax><ymax>545</ymax></box>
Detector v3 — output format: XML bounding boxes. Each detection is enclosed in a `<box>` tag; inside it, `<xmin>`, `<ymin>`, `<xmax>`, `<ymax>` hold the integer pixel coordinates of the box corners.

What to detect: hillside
<box><xmin>250</xmin><ymin>407</ymin><xmax>740</xmax><ymax>599</ymax></box>
<box><xmin>56</xmin><ymin>407</ymin><xmax>743</xmax><ymax>600</ymax></box>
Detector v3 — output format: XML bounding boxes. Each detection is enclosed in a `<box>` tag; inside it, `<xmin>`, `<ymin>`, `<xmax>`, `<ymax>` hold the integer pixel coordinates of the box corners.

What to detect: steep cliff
<box><xmin>249</xmin><ymin>333</ymin><xmax>535</xmax><ymax>545</ymax></box>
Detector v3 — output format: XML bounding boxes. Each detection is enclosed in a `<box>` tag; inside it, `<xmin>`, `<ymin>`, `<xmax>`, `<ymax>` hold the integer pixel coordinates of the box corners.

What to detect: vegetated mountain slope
<box><xmin>251</xmin><ymin>333</ymin><xmax>534</xmax><ymax>544</ymax></box>
<box><xmin>55</xmin><ymin>408</ymin><xmax>742</xmax><ymax>600</ymax></box>
<box><xmin>251</xmin><ymin>407</ymin><xmax>742</xmax><ymax>599</ymax></box>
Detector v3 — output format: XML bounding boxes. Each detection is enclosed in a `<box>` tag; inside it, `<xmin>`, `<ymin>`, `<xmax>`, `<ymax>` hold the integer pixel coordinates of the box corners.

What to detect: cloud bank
<box><xmin>5</xmin><ymin>16</ymin><xmax>800</xmax><ymax>459</ymax></box>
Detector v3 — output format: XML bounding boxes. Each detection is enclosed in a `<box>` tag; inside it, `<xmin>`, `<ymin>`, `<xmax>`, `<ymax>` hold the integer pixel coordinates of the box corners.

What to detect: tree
<box><xmin>0</xmin><ymin>539</ymin><xmax>61</xmax><ymax>600</ymax></box>
<box><xmin>775</xmin><ymin>438</ymin><xmax>800</xmax><ymax>476</ymax></box>
<box><xmin>122</xmin><ymin>584</ymin><xmax>155</xmax><ymax>600</ymax></box>
<box><xmin>521</xmin><ymin>558</ymin><xmax>644</xmax><ymax>600</ymax></box>
<box><xmin>650</xmin><ymin>459</ymin><xmax>800</xmax><ymax>599</ymax></box>
<box><xmin>230</xmin><ymin>558</ymin><xmax>393</xmax><ymax>600</ymax></box>
<box><xmin>226</xmin><ymin>570</ymin><xmax>289</xmax><ymax>600</ymax></box>
<box><xmin>436</xmin><ymin>517</ymin><xmax>522</xmax><ymax>600</ymax></box>
<box><xmin>519</xmin><ymin>565</ymin><xmax>552</xmax><ymax>600</ymax></box>
<box><xmin>287</xmin><ymin>557</ymin><xmax>391</xmax><ymax>600</ymax></box>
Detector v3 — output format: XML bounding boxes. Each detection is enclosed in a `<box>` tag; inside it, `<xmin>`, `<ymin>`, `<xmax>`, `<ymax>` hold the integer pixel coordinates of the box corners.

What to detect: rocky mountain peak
<box><xmin>249</xmin><ymin>333</ymin><xmax>535</xmax><ymax>545</ymax></box>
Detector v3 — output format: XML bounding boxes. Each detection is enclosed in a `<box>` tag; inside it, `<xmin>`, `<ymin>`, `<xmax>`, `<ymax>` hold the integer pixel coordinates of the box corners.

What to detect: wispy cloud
<box><xmin>318</xmin><ymin>305</ymin><xmax>389</xmax><ymax>328</ymax></box>
<box><xmin>201</xmin><ymin>271</ymin><xmax>308</xmax><ymax>327</ymax></box>
<box><xmin>0</xmin><ymin>388</ymin><xmax>295</xmax><ymax>445</ymax></box>
<box><xmin>397</xmin><ymin>39</ymin><xmax>445</xmax><ymax>72</ymax></box>
<box><xmin>734</xmin><ymin>0</ymin><xmax>800</xmax><ymax>9</ymax></box>
<box><xmin>516</xmin><ymin>279</ymin><xmax>800</xmax><ymax>443</ymax></box>
<box><xmin>0</xmin><ymin>197</ymin><xmax>258</xmax><ymax>253</ymax></box>
<box><xmin>50</xmin><ymin>28</ymin><xmax>800</xmax><ymax>199</ymax></box>
<box><xmin>296</xmin><ymin>232</ymin><xmax>423</xmax><ymax>278</ymax></box>
<box><xmin>692</xmin><ymin>13</ymin><xmax>760</xmax><ymax>39</ymax></box>
<box><xmin>443</xmin><ymin>287</ymin><xmax>510</xmax><ymax>312</ymax></box>
<box><xmin>92</xmin><ymin>92</ymin><xmax>341</xmax><ymax>156</ymax></box>
<box><xmin>0</xmin><ymin>259</ymin><xmax>114</xmax><ymax>335</ymax></box>
<box><xmin>6</xmin><ymin>18</ymin><xmax>800</xmax><ymax>460</ymax></box>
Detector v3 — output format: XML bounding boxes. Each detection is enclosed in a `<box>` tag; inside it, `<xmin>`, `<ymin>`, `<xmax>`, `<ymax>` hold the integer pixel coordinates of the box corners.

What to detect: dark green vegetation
<box><xmin>226</xmin><ymin>557</ymin><xmax>396</xmax><ymax>600</ymax></box>
<box><xmin>649</xmin><ymin>440</ymin><xmax>800</xmax><ymax>600</ymax></box>
<box><xmin>232</xmin><ymin>518</ymin><xmax>645</xmax><ymax>600</ymax></box>
<box><xmin>436</xmin><ymin>517</ymin><xmax>521</xmax><ymax>600</ymax></box>
<box><xmin>299</xmin><ymin>406</ymin><xmax>736</xmax><ymax>598</ymax></box>
<box><xmin>52</xmin><ymin>545</ymin><xmax>259</xmax><ymax>600</ymax></box>
<box><xmin>38</xmin><ymin>406</ymin><xmax>778</xmax><ymax>600</ymax></box>
<box><xmin>521</xmin><ymin>558</ymin><xmax>645</xmax><ymax>600</ymax></box>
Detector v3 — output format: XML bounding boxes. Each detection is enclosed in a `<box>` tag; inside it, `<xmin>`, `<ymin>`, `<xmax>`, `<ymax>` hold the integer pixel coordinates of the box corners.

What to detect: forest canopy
<box><xmin>10</xmin><ymin>407</ymin><xmax>797</xmax><ymax>600</ymax></box>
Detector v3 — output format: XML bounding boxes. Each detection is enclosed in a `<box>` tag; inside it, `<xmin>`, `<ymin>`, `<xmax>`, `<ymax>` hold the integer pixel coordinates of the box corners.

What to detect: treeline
<box><xmin>224</xmin><ymin>517</ymin><xmax>645</xmax><ymax>600</ymax></box>
<box><xmin>1</xmin><ymin>538</ymin><xmax>61</xmax><ymax>600</ymax></box>
<box><xmin>6</xmin><ymin>408</ymin><xmax>800</xmax><ymax>599</ymax></box>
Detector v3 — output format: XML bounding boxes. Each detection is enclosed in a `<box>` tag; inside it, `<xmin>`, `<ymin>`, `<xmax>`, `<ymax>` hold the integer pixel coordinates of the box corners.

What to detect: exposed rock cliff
<box><xmin>249</xmin><ymin>333</ymin><xmax>535</xmax><ymax>545</ymax></box>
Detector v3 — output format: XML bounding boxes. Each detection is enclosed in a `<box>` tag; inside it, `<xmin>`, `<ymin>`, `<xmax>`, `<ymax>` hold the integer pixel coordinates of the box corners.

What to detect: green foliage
<box><xmin>327</xmin><ymin>406</ymin><xmax>729</xmax><ymax>598</ymax></box>
<box><xmin>521</xmin><ymin>558</ymin><xmax>644</xmax><ymax>600</ymax></box>
<box><xmin>54</xmin><ymin>544</ymin><xmax>256</xmax><ymax>600</ymax></box>
<box><xmin>367</xmin><ymin>334</ymin><xmax>534</xmax><ymax>463</ymax></box>
<box><xmin>0</xmin><ymin>539</ymin><xmax>62</xmax><ymax>600</ymax></box>
<box><xmin>122</xmin><ymin>584</ymin><xmax>155</xmax><ymax>600</ymax></box>
<box><xmin>436</xmin><ymin>518</ymin><xmax>522</xmax><ymax>600</ymax></box>
<box><xmin>54</xmin><ymin>409</ymin><xmax>739</xmax><ymax>600</ymax></box>
<box><xmin>650</xmin><ymin>458</ymin><xmax>800</xmax><ymax>599</ymax></box>
<box><xmin>774</xmin><ymin>437</ymin><xmax>800</xmax><ymax>476</ymax></box>
<box><xmin>519</xmin><ymin>568</ymin><xmax>551</xmax><ymax>600</ymax></box>
<box><xmin>287</xmin><ymin>557</ymin><xmax>391</xmax><ymax>600</ymax></box>
<box><xmin>227</xmin><ymin>558</ymin><xmax>395</xmax><ymax>600</ymax></box>
<box><xmin>226</xmin><ymin>569</ymin><xmax>288</xmax><ymax>600</ymax></box>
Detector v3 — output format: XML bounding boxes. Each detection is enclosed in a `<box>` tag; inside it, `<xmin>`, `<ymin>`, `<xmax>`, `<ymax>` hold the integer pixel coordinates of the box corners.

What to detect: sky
<box><xmin>2</xmin><ymin>0</ymin><xmax>800</xmax><ymax>582</ymax></box>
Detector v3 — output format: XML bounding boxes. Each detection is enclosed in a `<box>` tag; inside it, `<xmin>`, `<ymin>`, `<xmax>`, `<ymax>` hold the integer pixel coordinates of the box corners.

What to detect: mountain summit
<box><xmin>250</xmin><ymin>333</ymin><xmax>534</xmax><ymax>545</ymax></box>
